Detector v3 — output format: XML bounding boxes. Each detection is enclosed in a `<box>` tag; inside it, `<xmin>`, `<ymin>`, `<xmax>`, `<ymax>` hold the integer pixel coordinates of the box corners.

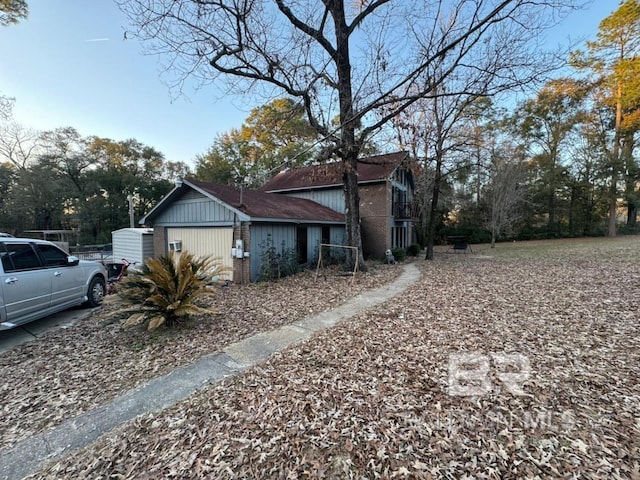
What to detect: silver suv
<box><xmin>0</xmin><ymin>238</ymin><xmax>107</xmax><ymax>330</ymax></box>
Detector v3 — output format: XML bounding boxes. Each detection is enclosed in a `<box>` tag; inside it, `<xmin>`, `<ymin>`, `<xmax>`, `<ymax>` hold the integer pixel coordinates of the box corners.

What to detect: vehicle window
<box><xmin>2</xmin><ymin>243</ymin><xmax>43</xmax><ymax>271</ymax></box>
<box><xmin>37</xmin><ymin>244</ymin><xmax>70</xmax><ymax>267</ymax></box>
<box><xmin>0</xmin><ymin>243</ymin><xmax>14</xmax><ymax>272</ymax></box>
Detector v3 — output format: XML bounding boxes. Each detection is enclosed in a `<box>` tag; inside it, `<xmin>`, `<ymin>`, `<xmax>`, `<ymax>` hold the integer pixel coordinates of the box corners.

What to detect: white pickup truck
<box><xmin>0</xmin><ymin>238</ymin><xmax>107</xmax><ymax>330</ymax></box>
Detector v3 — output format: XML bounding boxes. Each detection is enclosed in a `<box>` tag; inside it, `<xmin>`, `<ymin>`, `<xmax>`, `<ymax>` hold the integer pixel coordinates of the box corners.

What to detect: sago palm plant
<box><xmin>116</xmin><ymin>251</ymin><xmax>226</xmax><ymax>331</ymax></box>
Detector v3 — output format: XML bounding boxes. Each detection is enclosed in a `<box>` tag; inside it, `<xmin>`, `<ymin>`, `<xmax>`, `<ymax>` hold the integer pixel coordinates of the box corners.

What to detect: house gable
<box><xmin>141</xmin><ymin>180</ymin><xmax>249</xmax><ymax>227</ymax></box>
<box><xmin>152</xmin><ymin>189</ymin><xmax>238</xmax><ymax>227</ymax></box>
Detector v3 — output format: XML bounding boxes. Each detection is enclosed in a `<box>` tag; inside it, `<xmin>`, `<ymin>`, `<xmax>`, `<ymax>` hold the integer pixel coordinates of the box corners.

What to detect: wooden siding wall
<box><xmin>330</xmin><ymin>226</ymin><xmax>346</xmax><ymax>246</ymax></box>
<box><xmin>249</xmin><ymin>223</ymin><xmax>345</xmax><ymax>281</ymax></box>
<box><xmin>307</xmin><ymin>226</ymin><xmax>347</xmax><ymax>264</ymax></box>
<box><xmin>249</xmin><ymin>224</ymin><xmax>296</xmax><ymax>281</ymax></box>
<box><xmin>155</xmin><ymin>191</ymin><xmax>235</xmax><ymax>226</ymax></box>
<box><xmin>283</xmin><ymin>190</ymin><xmax>345</xmax><ymax>213</ymax></box>
<box><xmin>307</xmin><ymin>226</ymin><xmax>322</xmax><ymax>264</ymax></box>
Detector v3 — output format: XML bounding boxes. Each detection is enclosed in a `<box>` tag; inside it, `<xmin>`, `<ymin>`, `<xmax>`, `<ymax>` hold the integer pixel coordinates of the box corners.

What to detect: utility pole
<box><xmin>127</xmin><ymin>194</ymin><xmax>135</xmax><ymax>228</ymax></box>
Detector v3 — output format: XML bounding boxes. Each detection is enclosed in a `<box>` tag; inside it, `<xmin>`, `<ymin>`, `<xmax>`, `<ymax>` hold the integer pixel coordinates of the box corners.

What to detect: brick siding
<box><xmin>153</xmin><ymin>227</ymin><xmax>167</xmax><ymax>258</ymax></box>
<box><xmin>359</xmin><ymin>183</ymin><xmax>391</xmax><ymax>259</ymax></box>
<box><xmin>232</xmin><ymin>223</ymin><xmax>251</xmax><ymax>284</ymax></box>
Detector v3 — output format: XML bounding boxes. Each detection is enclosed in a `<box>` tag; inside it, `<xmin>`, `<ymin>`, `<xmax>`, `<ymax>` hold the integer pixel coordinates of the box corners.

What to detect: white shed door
<box><xmin>166</xmin><ymin>228</ymin><xmax>234</xmax><ymax>281</ymax></box>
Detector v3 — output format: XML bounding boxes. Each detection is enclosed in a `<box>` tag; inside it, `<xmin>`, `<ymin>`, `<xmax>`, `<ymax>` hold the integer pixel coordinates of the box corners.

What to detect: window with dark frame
<box><xmin>36</xmin><ymin>244</ymin><xmax>69</xmax><ymax>267</ymax></box>
<box><xmin>2</xmin><ymin>243</ymin><xmax>42</xmax><ymax>271</ymax></box>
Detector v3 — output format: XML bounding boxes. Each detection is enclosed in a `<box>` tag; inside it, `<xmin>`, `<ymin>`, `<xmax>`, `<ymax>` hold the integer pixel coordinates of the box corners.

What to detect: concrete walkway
<box><xmin>0</xmin><ymin>263</ymin><xmax>421</xmax><ymax>480</ymax></box>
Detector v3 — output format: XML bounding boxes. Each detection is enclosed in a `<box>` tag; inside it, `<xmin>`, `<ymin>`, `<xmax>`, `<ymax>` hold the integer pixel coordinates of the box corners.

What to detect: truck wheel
<box><xmin>86</xmin><ymin>276</ymin><xmax>106</xmax><ymax>307</ymax></box>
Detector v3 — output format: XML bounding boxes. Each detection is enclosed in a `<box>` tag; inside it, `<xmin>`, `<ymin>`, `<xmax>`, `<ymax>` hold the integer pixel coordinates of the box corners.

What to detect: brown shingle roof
<box><xmin>187</xmin><ymin>179</ymin><xmax>344</xmax><ymax>223</ymax></box>
<box><xmin>260</xmin><ymin>151</ymin><xmax>409</xmax><ymax>192</ymax></box>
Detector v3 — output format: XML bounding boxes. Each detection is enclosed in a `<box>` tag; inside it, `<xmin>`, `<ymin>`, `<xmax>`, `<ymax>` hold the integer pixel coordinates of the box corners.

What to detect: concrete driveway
<box><xmin>0</xmin><ymin>306</ymin><xmax>95</xmax><ymax>354</ymax></box>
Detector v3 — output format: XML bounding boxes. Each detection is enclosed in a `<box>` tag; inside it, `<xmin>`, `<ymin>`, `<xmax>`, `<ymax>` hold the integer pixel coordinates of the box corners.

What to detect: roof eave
<box><xmin>142</xmin><ymin>181</ymin><xmax>252</xmax><ymax>225</ymax></box>
<box><xmin>264</xmin><ymin>178</ymin><xmax>385</xmax><ymax>194</ymax></box>
<box><xmin>250</xmin><ymin>217</ymin><xmax>345</xmax><ymax>224</ymax></box>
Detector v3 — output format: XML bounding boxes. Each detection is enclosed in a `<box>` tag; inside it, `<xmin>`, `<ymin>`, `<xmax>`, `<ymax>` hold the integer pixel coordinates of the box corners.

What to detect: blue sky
<box><xmin>0</xmin><ymin>0</ymin><xmax>617</xmax><ymax>167</ymax></box>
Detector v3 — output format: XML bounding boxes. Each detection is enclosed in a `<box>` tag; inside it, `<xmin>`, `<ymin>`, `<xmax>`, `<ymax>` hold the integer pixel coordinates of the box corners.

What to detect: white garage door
<box><xmin>166</xmin><ymin>227</ymin><xmax>234</xmax><ymax>281</ymax></box>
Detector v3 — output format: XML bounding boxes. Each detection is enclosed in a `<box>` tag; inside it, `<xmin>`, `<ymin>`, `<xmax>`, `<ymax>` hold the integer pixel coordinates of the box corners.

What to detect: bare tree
<box><xmin>485</xmin><ymin>148</ymin><xmax>528</xmax><ymax>247</ymax></box>
<box><xmin>0</xmin><ymin>95</ymin><xmax>14</xmax><ymax>121</ymax></box>
<box><xmin>0</xmin><ymin>120</ymin><xmax>42</xmax><ymax>170</ymax></box>
<box><xmin>386</xmin><ymin>69</ymin><xmax>504</xmax><ymax>260</ymax></box>
<box><xmin>120</xmin><ymin>0</ymin><xmax>576</xmax><ymax>268</ymax></box>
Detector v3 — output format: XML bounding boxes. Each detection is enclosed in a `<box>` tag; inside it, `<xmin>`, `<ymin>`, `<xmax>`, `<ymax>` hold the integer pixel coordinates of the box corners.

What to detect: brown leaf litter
<box><xmin>8</xmin><ymin>237</ymin><xmax>640</xmax><ymax>478</ymax></box>
<box><xmin>0</xmin><ymin>263</ymin><xmax>400</xmax><ymax>451</ymax></box>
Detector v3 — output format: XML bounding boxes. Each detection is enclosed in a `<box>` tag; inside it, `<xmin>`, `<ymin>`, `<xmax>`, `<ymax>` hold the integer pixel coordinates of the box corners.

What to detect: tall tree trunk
<box><xmin>475</xmin><ymin>139</ymin><xmax>482</xmax><ymax>205</ymax></box>
<box><xmin>343</xmin><ymin>154</ymin><xmax>365</xmax><ymax>270</ymax></box>
<box><xmin>332</xmin><ymin>1</ymin><xmax>365</xmax><ymax>270</ymax></box>
<box><xmin>608</xmin><ymin>80</ymin><xmax>624</xmax><ymax>237</ymax></box>
<box><xmin>608</xmin><ymin>173</ymin><xmax>618</xmax><ymax>236</ymax></box>
<box><xmin>425</xmin><ymin>105</ymin><xmax>445</xmax><ymax>261</ymax></box>
<box><xmin>623</xmin><ymin>132</ymin><xmax>638</xmax><ymax>228</ymax></box>
<box><xmin>547</xmin><ymin>155</ymin><xmax>557</xmax><ymax>233</ymax></box>
<box><xmin>584</xmin><ymin>195</ymin><xmax>594</xmax><ymax>236</ymax></box>
<box><xmin>568</xmin><ymin>184</ymin><xmax>576</xmax><ymax>236</ymax></box>
<box><xmin>583</xmin><ymin>164</ymin><xmax>594</xmax><ymax>236</ymax></box>
<box><xmin>548</xmin><ymin>190</ymin><xmax>556</xmax><ymax>233</ymax></box>
<box><xmin>627</xmin><ymin>201</ymin><xmax>638</xmax><ymax>227</ymax></box>
<box><xmin>425</xmin><ymin>155</ymin><xmax>442</xmax><ymax>261</ymax></box>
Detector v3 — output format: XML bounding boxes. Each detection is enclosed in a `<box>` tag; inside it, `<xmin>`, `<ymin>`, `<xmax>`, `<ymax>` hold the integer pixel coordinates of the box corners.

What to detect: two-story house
<box><xmin>261</xmin><ymin>151</ymin><xmax>416</xmax><ymax>259</ymax></box>
<box><xmin>140</xmin><ymin>152</ymin><xmax>415</xmax><ymax>283</ymax></box>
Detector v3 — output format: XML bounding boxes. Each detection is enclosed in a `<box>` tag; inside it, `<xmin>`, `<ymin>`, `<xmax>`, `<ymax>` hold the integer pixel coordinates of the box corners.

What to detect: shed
<box><xmin>112</xmin><ymin>228</ymin><xmax>155</xmax><ymax>265</ymax></box>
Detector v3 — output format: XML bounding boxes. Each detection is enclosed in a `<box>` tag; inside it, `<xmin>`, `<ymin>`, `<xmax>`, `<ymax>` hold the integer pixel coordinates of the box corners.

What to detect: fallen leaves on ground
<box><xmin>26</xmin><ymin>237</ymin><xmax>640</xmax><ymax>479</ymax></box>
<box><xmin>0</xmin><ymin>263</ymin><xmax>400</xmax><ymax>450</ymax></box>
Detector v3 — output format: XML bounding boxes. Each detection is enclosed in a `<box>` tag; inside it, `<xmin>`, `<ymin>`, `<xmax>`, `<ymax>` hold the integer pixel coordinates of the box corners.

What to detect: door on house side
<box><xmin>296</xmin><ymin>226</ymin><xmax>308</xmax><ymax>265</ymax></box>
<box><xmin>165</xmin><ymin>227</ymin><xmax>234</xmax><ymax>281</ymax></box>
